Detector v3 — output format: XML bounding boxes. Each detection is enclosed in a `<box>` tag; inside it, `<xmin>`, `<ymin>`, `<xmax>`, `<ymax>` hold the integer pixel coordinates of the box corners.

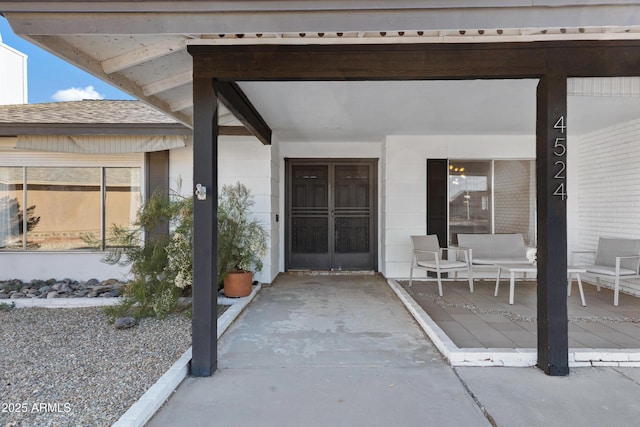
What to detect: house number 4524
<box><xmin>552</xmin><ymin>116</ymin><xmax>567</xmax><ymax>200</ymax></box>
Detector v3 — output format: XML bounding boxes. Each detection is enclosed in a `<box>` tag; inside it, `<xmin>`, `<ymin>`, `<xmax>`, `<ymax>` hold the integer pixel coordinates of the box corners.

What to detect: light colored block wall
<box><xmin>382</xmin><ymin>135</ymin><xmax>535</xmax><ymax>279</ymax></box>
<box><xmin>494</xmin><ymin>160</ymin><xmax>535</xmax><ymax>245</ymax></box>
<box><xmin>575</xmin><ymin>118</ymin><xmax>640</xmax><ymax>296</ymax></box>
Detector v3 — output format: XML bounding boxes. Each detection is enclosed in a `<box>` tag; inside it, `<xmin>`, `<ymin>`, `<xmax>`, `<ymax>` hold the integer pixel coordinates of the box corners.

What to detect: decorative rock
<box><xmin>30</xmin><ymin>279</ymin><xmax>46</xmax><ymax>287</ymax></box>
<box><xmin>84</xmin><ymin>278</ymin><xmax>100</xmax><ymax>287</ymax></box>
<box><xmin>75</xmin><ymin>289</ymin><xmax>90</xmax><ymax>297</ymax></box>
<box><xmin>102</xmin><ymin>289</ymin><xmax>120</xmax><ymax>298</ymax></box>
<box><xmin>114</xmin><ymin>317</ymin><xmax>137</xmax><ymax>330</ymax></box>
<box><xmin>1</xmin><ymin>278</ymin><xmax>129</xmax><ymax>300</ymax></box>
<box><xmin>101</xmin><ymin>278</ymin><xmax>120</xmax><ymax>286</ymax></box>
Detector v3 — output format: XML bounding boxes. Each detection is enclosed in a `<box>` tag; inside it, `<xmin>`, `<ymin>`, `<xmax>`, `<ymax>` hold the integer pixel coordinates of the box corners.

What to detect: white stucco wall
<box><xmin>0</xmin><ymin>35</ymin><xmax>28</xmax><ymax>105</ymax></box>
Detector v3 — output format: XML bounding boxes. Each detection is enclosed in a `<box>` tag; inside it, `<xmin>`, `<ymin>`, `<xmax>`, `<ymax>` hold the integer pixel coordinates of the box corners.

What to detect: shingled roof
<box><xmin>0</xmin><ymin>100</ymin><xmax>190</xmax><ymax>135</ymax></box>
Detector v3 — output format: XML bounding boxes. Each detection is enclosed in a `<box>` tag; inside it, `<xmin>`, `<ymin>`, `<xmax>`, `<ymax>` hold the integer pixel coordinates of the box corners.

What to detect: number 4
<box><xmin>554</xmin><ymin>183</ymin><xmax>567</xmax><ymax>200</ymax></box>
<box><xmin>554</xmin><ymin>116</ymin><xmax>566</xmax><ymax>134</ymax></box>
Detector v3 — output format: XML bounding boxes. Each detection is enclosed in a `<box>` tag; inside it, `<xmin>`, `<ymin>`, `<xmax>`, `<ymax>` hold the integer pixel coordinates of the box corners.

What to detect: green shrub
<box><xmin>98</xmin><ymin>181</ymin><xmax>267</xmax><ymax>320</ymax></box>
<box><xmin>99</xmin><ymin>187</ymin><xmax>191</xmax><ymax>320</ymax></box>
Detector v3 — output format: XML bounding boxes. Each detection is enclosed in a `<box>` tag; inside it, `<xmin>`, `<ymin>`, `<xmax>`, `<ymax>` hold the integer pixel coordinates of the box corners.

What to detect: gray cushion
<box><xmin>417</xmin><ymin>260</ymin><xmax>467</xmax><ymax>269</ymax></box>
<box><xmin>458</xmin><ymin>233</ymin><xmax>527</xmax><ymax>259</ymax></box>
<box><xmin>587</xmin><ymin>265</ymin><xmax>637</xmax><ymax>276</ymax></box>
<box><xmin>473</xmin><ymin>257</ymin><xmax>529</xmax><ymax>265</ymax></box>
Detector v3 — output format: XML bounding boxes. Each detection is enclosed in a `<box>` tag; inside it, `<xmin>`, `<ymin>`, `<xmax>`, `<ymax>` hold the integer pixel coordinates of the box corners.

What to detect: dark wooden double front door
<box><xmin>286</xmin><ymin>159</ymin><xmax>377</xmax><ymax>271</ymax></box>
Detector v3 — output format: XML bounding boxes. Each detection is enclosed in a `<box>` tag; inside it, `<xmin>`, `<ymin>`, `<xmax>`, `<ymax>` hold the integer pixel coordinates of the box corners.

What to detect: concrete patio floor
<box><xmin>390</xmin><ymin>280</ymin><xmax>640</xmax><ymax>366</ymax></box>
<box><xmin>400</xmin><ymin>278</ymin><xmax>640</xmax><ymax>350</ymax></box>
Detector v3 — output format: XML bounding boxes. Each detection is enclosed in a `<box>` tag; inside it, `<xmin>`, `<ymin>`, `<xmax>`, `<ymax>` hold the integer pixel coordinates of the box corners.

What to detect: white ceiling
<box><xmin>239</xmin><ymin>80</ymin><xmax>640</xmax><ymax>142</ymax></box>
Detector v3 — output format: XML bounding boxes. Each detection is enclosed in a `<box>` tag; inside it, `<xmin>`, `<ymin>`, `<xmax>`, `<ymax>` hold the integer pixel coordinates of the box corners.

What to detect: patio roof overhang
<box><xmin>2</xmin><ymin>1</ymin><xmax>640</xmax><ymax>137</ymax></box>
<box><xmin>3</xmin><ymin>1</ymin><xmax>640</xmax><ymax>379</ymax></box>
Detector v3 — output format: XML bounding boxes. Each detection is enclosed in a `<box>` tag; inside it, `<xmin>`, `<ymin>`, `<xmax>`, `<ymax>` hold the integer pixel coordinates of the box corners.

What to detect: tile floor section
<box><xmin>401</xmin><ymin>279</ymin><xmax>640</xmax><ymax>349</ymax></box>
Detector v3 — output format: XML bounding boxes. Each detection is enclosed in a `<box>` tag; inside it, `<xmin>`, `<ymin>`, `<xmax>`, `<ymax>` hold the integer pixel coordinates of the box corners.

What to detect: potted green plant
<box><xmin>217</xmin><ymin>182</ymin><xmax>268</xmax><ymax>297</ymax></box>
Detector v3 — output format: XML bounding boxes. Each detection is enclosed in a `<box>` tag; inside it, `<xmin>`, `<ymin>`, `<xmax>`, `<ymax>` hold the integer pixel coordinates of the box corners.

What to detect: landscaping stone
<box><xmin>84</xmin><ymin>278</ymin><xmax>100</xmax><ymax>287</ymax></box>
<box><xmin>114</xmin><ymin>317</ymin><xmax>137</xmax><ymax>330</ymax></box>
<box><xmin>0</xmin><ymin>278</ymin><xmax>127</xmax><ymax>300</ymax></box>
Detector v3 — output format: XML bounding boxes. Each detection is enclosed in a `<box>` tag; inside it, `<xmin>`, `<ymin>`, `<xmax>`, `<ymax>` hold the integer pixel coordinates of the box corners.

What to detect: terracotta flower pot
<box><xmin>223</xmin><ymin>270</ymin><xmax>253</xmax><ymax>297</ymax></box>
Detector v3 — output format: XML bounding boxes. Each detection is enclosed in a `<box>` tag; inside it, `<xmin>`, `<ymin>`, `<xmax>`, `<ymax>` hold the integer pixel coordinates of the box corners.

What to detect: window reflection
<box><xmin>2</xmin><ymin>166</ymin><xmax>142</xmax><ymax>251</ymax></box>
<box><xmin>26</xmin><ymin>167</ymin><xmax>101</xmax><ymax>250</ymax></box>
<box><xmin>105</xmin><ymin>168</ymin><xmax>141</xmax><ymax>247</ymax></box>
<box><xmin>0</xmin><ymin>167</ymin><xmax>25</xmax><ymax>250</ymax></box>
<box><xmin>448</xmin><ymin>160</ymin><xmax>536</xmax><ymax>246</ymax></box>
<box><xmin>449</xmin><ymin>161</ymin><xmax>492</xmax><ymax>244</ymax></box>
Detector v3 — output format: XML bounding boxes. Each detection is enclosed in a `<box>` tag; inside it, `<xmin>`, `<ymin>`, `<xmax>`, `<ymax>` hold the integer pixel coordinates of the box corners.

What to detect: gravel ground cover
<box><xmin>0</xmin><ymin>306</ymin><xmax>195</xmax><ymax>427</ymax></box>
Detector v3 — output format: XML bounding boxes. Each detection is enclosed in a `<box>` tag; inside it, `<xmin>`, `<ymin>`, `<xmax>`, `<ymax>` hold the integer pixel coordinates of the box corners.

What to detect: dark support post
<box><xmin>426</xmin><ymin>159</ymin><xmax>449</xmax><ymax>245</ymax></box>
<box><xmin>191</xmin><ymin>76</ymin><xmax>218</xmax><ymax>377</ymax></box>
<box><xmin>536</xmin><ymin>74</ymin><xmax>569</xmax><ymax>376</ymax></box>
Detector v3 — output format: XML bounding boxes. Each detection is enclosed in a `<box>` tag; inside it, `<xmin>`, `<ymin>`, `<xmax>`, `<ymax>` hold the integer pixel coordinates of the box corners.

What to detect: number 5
<box><xmin>554</xmin><ymin>137</ymin><xmax>566</xmax><ymax>157</ymax></box>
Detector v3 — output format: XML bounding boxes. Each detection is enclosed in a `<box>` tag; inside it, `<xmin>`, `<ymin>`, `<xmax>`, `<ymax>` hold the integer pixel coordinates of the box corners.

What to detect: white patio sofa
<box><xmin>457</xmin><ymin>233</ymin><xmax>530</xmax><ymax>267</ymax></box>
<box><xmin>572</xmin><ymin>237</ymin><xmax>640</xmax><ymax>306</ymax></box>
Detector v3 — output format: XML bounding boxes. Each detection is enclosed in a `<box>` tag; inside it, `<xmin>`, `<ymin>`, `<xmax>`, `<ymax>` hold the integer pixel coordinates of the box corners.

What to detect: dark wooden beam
<box><xmin>536</xmin><ymin>74</ymin><xmax>569</xmax><ymax>376</ymax></box>
<box><xmin>191</xmin><ymin>76</ymin><xmax>218</xmax><ymax>377</ymax></box>
<box><xmin>190</xmin><ymin>42</ymin><xmax>545</xmax><ymax>81</ymax></box>
<box><xmin>213</xmin><ymin>80</ymin><xmax>271</xmax><ymax>145</ymax></box>
<box><xmin>189</xmin><ymin>41</ymin><xmax>640</xmax><ymax>81</ymax></box>
<box><xmin>219</xmin><ymin>125</ymin><xmax>252</xmax><ymax>136</ymax></box>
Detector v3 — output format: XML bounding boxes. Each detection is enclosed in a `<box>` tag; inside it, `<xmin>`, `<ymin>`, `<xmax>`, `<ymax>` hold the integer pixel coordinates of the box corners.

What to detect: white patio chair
<box><xmin>409</xmin><ymin>235</ymin><xmax>474</xmax><ymax>296</ymax></box>
<box><xmin>572</xmin><ymin>237</ymin><xmax>640</xmax><ymax>306</ymax></box>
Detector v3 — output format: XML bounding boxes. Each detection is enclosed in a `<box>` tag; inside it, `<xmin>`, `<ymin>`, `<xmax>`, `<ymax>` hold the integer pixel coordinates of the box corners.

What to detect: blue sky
<box><xmin>1</xmin><ymin>16</ymin><xmax>133</xmax><ymax>104</ymax></box>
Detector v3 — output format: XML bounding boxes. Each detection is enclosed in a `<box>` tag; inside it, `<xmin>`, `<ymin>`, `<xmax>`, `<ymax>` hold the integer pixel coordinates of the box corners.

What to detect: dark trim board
<box><xmin>190</xmin><ymin>40</ymin><xmax>640</xmax><ymax>81</ymax></box>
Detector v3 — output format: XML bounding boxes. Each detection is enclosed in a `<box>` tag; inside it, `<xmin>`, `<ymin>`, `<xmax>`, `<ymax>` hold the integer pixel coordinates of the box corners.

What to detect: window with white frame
<box><xmin>0</xmin><ymin>166</ymin><xmax>141</xmax><ymax>251</ymax></box>
<box><xmin>448</xmin><ymin>159</ymin><xmax>536</xmax><ymax>246</ymax></box>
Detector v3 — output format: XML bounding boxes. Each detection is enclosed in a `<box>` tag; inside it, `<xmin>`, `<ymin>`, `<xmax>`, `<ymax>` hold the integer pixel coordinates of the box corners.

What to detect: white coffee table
<box><xmin>494</xmin><ymin>263</ymin><xmax>587</xmax><ymax>306</ymax></box>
